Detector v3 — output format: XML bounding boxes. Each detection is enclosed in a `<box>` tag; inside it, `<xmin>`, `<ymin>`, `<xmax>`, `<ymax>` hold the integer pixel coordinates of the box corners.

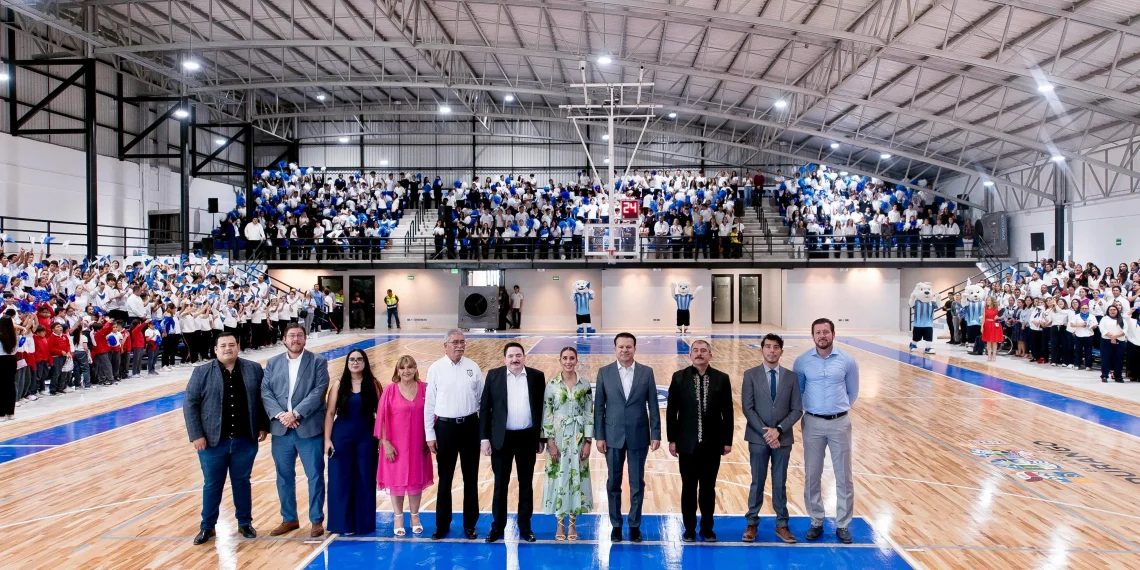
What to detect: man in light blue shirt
<box><xmin>792</xmin><ymin>317</ymin><xmax>859</xmax><ymax>544</ymax></box>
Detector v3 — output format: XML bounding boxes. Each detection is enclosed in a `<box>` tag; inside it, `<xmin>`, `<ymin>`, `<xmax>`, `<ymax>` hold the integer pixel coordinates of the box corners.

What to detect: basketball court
<box><xmin>2</xmin><ymin>331</ymin><xmax>1138</xmax><ymax>569</ymax></box>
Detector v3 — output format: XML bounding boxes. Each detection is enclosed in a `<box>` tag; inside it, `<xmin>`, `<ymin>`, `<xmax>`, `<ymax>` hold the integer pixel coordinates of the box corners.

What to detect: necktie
<box><xmin>770</xmin><ymin>370</ymin><xmax>778</xmax><ymax>401</ymax></box>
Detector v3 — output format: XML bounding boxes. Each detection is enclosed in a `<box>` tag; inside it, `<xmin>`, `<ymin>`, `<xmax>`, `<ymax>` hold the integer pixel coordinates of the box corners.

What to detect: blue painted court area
<box><xmin>529</xmin><ymin>335</ymin><xmax>691</xmax><ymax>355</ymax></box>
<box><xmin>843</xmin><ymin>337</ymin><xmax>1140</xmax><ymax>439</ymax></box>
<box><xmin>305</xmin><ymin>513</ymin><xmax>912</xmax><ymax>570</ymax></box>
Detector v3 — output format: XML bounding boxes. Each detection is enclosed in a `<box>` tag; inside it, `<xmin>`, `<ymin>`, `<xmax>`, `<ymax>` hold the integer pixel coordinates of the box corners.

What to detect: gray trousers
<box><xmin>605</xmin><ymin>445</ymin><xmax>648</xmax><ymax>529</ymax></box>
<box><xmin>802</xmin><ymin>414</ymin><xmax>854</xmax><ymax>529</ymax></box>
<box><xmin>745</xmin><ymin>442</ymin><xmax>793</xmax><ymax>527</ymax></box>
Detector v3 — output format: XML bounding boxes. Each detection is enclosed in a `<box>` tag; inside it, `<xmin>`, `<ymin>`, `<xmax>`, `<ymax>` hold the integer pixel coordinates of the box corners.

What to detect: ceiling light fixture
<box><xmin>668</xmin><ymin>112</ymin><xmax>677</xmax><ymax>119</ymax></box>
<box><xmin>603</xmin><ymin>157</ymin><xmax>610</xmax><ymax>164</ymax></box>
<box><xmin>1038</xmin><ymin>83</ymin><xmax>1055</xmax><ymax>93</ymax></box>
<box><xmin>439</xmin><ymin>105</ymin><xmax>452</xmax><ymax>114</ymax></box>
<box><xmin>839</xmin><ymin>171</ymin><xmax>849</xmax><ymax>176</ymax></box>
<box><xmin>597</xmin><ymin>56</ymin><xmax>612</xmax><ymax>65</ymax></box>
<box><xmin>983</xmin><ymin>180</ymin><xmax>995</xmax><ymax>187</ymax></box>
<box><xmin>338</xmin><ymin>136</ymin><xmax>350</xmax><ymax>143</ymax></box>
<box><xmin>880</xmin><ymin>153</ymin><xmax>892</xmax><ymax>159</ymax></box>
<box><xmin>504</xmin><ymin>94</ymin><xmax>514</xmax><ymax>102</ymax></box>
<box><xmin>774</xmin><ymin>99</ymin><xmax>788</xmax><ymax>109</ymax></box>
<box><xmin>215</xmin><ymin>139</ymin><xmax>226</xmax><ymax>145</ymax></box>
<box><xmin>1051</xmin><ymin>155</ymin><xmax>1065</xmax><ymax>162</ymax></box>
<box><xmin>182</xmin><ymin>59</ymin><xmax>201</xmax><ymax>71</ymax></box>
<box><xmin>316</xmin><ymin>94</ymin><xmax>326</xmax><ymax>101</ymax></box>
<box><xmin>830</xmin><ymin>142</ymin><xmax>840</xmax><ymax>149</ymax></box>
<box><xmin>380</xmin><ymin>160</ymin><xmax>389</xmax><ymax>166</ymax></box>
<box><xmin>602</xmin><ymin>134</ymin><xmax>610</xmax><ymax>141</ymax></box>
<box><xmin>173</xmin><ymin>109</ymin><xmax>190</xmax><ymax>119</ymax></box>
<box><xmin>0</xmin><ymin>72</ymin><xmax>10</xmax><ymax>82</ymax></box>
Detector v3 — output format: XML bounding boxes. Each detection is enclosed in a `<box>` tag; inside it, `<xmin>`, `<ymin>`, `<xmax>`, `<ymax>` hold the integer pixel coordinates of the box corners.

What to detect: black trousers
<box><xmin>491</xmin><ymin>428</ymin><xmax>538</xmax><ymax>533</ymax></box>
<box><xmin>434</xmin><ymin>416</ymin><xmax>481</xmax><ymax>532</ymax></box>
<box><xmin>678</xmin><ymin>441</ymin><xmax>722</xmax><ymax>534</ymax></box>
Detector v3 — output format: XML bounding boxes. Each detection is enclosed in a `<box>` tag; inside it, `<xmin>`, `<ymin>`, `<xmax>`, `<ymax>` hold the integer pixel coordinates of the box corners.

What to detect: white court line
<box><xmin>642</xmin><ymin>469</ymin><xmax>804</xmax><ymax>516</ymax></box>
<box><xmin>290</xmin><ymin>532</ymin><xmax>338</xmax><ymax>570</ymax></box>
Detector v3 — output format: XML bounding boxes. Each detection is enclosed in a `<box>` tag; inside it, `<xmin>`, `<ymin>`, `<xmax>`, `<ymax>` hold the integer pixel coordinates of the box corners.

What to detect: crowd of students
<box><xmin>946</xmin><ymin>259</ymin><xmax>1140</xmax><ymax>382</ymax></box>
<box><xmin>0</xmin><ymin>248</ymin><xmax>342</xmax><ymax>421</ymax></box>
<box><xmin>774</xmin><ymin>164</ymin><xmax>976</xmax><ymax>259</ymax></box>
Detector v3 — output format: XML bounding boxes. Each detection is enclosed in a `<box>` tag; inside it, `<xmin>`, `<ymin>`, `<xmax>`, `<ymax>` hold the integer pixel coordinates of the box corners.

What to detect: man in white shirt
<box><xmin>479</xmin><ymin>343</ymin><xmax>546</xmax><ymax>543</ymax></box>
<box><xmin>509</xmin><ymin>285</ymin><xmax>524</xmax><ymax>330</ymax></box>
<box><xmin>425</xmin><ymin>329</ymin><xmax>485</xmax><ymax>540</ymax></box>
<box><xmin>243</xmin><ymin>218</ymin><xmax>266</xmax><ymax>260</ymax></box>
<box><xmin>261</xmin><ymin>323</ymin><xmax>330</xmax><ymax>539</ymax></box>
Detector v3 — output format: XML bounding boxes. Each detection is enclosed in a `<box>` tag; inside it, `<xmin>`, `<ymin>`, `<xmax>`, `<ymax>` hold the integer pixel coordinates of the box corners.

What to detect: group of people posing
<box><xmin>183</xmin><ymin>321</ymin><xmax>859</xmax><ymax>546</ymax></box>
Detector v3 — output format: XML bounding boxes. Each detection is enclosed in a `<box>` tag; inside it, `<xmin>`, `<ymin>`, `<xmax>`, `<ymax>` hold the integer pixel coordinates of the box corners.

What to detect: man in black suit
<box><xmin>666</xmin><ymin>339</ymin><xmax>734</xmax><ymax>542</ymax></box>
<box><xmin>480</xmin><ymin>342</ymin><xmax>546</xmax><ymax>543</ymax></box>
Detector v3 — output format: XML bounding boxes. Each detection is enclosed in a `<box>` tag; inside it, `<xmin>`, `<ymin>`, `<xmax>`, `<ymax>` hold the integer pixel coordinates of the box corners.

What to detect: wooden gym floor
<box><xmin>1</xmin><ymin>332</ymin><xmax>1139</xmax><ymax>570</ymax></box>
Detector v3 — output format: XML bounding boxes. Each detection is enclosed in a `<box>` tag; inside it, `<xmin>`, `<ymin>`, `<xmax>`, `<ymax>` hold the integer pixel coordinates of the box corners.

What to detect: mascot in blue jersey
<box><xmin>571</xmin><ymin>280</ymin><xmax>596</xmax><ymax>334</ymax></box>
<box><xmin>670</xmin><ymin>281</ymin><xmax>703</xmax><ymax>335</ymax></box>
<box><xmin>909</xmin><ymin>281</ymin><xmax>939</xmax><ymax>354</ymax></box>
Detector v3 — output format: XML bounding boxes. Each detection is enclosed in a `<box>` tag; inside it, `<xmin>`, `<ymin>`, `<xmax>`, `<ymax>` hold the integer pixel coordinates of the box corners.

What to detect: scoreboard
<box><xmin>620</xmin><ymin>200</ymin><xmax>640</xmax><ymax>219</ymax></box>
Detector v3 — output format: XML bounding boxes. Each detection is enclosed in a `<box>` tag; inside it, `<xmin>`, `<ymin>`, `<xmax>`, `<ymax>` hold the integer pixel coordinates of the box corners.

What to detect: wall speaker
<box><xmin>207</xmin><ymin>198</ymin><xmax>219</xmax><ymax>213</ymax></box>
<box><xmin>1030</xmin><ymin>232</ymin><xmax>1045</xmax><ymax>252</ymax></box>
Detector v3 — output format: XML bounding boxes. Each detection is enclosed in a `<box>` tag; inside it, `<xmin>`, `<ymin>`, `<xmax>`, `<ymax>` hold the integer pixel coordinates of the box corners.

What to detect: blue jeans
<box><xmin>72</xmin><ymin>351</ymin><xmax>91</xmax><ymax>388</ymax></box>
<box><xmin>387</xmin><ymin>307</ymin><xmax>400</xmax><ymax>328</ymax></box>
<box><xmin>198</xmin><ymin>437</ymin><xmax>259</xmax><ymax>530</ymax></box>
<box><xmin>271</xmin><ymin>429</ymin><xmax>326</xmax><ymax>524</ymax></box>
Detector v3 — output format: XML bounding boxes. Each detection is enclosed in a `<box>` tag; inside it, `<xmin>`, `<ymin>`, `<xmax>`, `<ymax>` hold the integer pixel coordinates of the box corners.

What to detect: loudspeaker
<box><xmin>1030</xmin><ymin>232</ymin><xmax>1045</xmax><ymax>252</ymax></box>
<box><xmin>207</xmin><ymin>198</ymin><xmax>219</xmax><ymax>213</ymax></box>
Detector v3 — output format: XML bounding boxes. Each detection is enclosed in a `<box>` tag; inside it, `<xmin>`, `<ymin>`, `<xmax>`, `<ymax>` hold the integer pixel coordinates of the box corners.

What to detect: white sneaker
<box><xmin>28</xmin><ymin>395</ymin><xmax>38</xmax><ymax>401</ymax></box>
<box><xmin>65</xmin><ymin>387</ymin><xmax>76</xmax><ymax>393</ymax></box>
<box><xmin>15</xmin><ymin>400</ymin><xmax>22</xmax><ymax>407</ymax></box>
<box><xmin>39</xmin><ymin>390</ymin><xmax>49</xmax><ymax>396</ymax></box>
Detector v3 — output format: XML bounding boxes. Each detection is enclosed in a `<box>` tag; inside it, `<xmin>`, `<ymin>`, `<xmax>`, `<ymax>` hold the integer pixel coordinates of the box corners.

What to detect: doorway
<box><xmin>711</xmin><ymin>274</ymin><xmax>734</xmax><ymax>324</ymax></box>
<box><xmin>348</xmin><ymin>276</ymin><xmax>376</xmax><ymax>330</ymax></box>
<box><xmin>318</xmin><ymin>276</ymin><xmax>344</xmax><ymax>332</ymax></box>
<box><xmin>738</xmin><ymin>274</ymin><xmax>762</xmax><ymax>323</ymax></box>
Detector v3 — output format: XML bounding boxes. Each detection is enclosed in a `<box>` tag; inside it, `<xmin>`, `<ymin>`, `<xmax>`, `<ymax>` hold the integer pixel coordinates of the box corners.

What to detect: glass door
<box><xmin>711</xmin><ymin>274</ymin><xmax>734</xmax><ymax>324</ymax></box>
<box><xmin>739</xmin><ymin>274</ymin><xmax>762</xmax><ymax>323</ymax></box>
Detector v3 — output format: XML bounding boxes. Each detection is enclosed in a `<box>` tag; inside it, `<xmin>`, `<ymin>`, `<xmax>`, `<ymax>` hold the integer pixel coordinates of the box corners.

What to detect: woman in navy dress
<box><xmin>323</xmin><ymin>348</ymin><xmax>382</xmax><ymax>535</ymax></box>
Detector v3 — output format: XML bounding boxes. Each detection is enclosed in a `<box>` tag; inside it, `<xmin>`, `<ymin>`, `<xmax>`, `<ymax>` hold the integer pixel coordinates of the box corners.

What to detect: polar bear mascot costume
<box><xmin>571</xmin><ymin>280</ymin><xmax>596</xmax><ymax>334</ymax></box>
<box><xmin>670</xmin><ymin>281</ymin><xmax>704</xmax><ymax>335</ymax></box>
<box><xmin>909</xmin><ymin>282</ymin><xmax>939</xmax><ymax>354</ymax></box>
<box><xmin>962</xmin><ymin>281</ymin><xmax>987</xmax><ymax>355</ymax></box>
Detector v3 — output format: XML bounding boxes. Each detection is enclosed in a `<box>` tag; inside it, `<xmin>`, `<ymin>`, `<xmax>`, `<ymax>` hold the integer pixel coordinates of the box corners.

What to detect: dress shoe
<box><xmin>464</xmin><ymin>528</ymin><xmax>478</xmax><ymax>540</ymax></box>
<box><xmin>629</xmin><ymin>528</ymin><xmax>642</xmax><ymax>543</ymax></box>
<box><xmin>269</xmin><ymin>521</ymin><xmax>300</xmax><ymax>536</ymax></box>
<box><xmin>431</xmin><ymin>529</ymin><xmax>449</xmax><ymax>540</ymax></box>
<box><xmin>741</xmin><ymin>523</ymin><xmax>759</xmax><ymax>543</ymax></box>
<box><xmin>610</xmin><ymin>528</ymin><xmax>622</xmax><ymax>542</ymax></box>
<box><xmin>805</xmin><ymin>525</ymin><xmax>824</xmax><ymax>541</ymax></box>
<box><xmin>484</xmin><ymin>529</ymin><xmax>503</xmax><ymax>543</ymax></box>
<box><xmin>310</xmin><ymin>522</ymin><xmax>324</xmax><ymax>538</ymax></box>
<box><xmin>238</xmin><ymin>525</ymin><xmax>257</xmax><ymax>539</ymax></box>
<box><xmin>836</xmin><ymin>527</ymin><xmax>853</xmax><ymax>544</ymax></box>
<box><xmin>520</xmin><ymin>530</ymin><xmax>537</xmax><ymax>543</ymax></box>
<box><xmin>699</xmin><ymin>530</ymin><xmax>717</xmax><ymax>542</ymax></box>
<box><xmin>193</xmin><ymin>529</ymin><xmax>215</xmax><ymax>545</ymax></box>
<box><xmin>775</xmin><ymin>527</ymin><xmax>797</xmax><ymax>544</ymax></box>
<box><xmin>681</xmin><ymin>531</ymin><xmax>696</xmax><ymax>542</ymax></box>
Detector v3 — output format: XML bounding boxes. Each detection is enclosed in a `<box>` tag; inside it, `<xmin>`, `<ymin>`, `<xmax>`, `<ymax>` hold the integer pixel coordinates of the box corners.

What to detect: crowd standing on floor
<box><xmin>942</xmin><ymin>258</ymin><xmax>1140</xmax><ymax>382</ymax></box>
<box><xmin>183</xmin><ymin>323</ymin><xmax>857</xmax><ymax>547</ymax></box>
<box><xmin>773</xmin><ymin>164</ymin><xmax>976</xmax><ymax>259</ymax></box>
<box><xmin>0</xmin><ymin>248</ymin><xmax>343</xmax><ymax>421</ymax></box>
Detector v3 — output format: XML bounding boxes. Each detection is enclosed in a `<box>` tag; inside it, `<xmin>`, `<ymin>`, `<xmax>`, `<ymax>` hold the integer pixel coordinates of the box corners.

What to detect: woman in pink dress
<box><xmin>375</xmin><ymin>355</ymin><xmax>434</xmax><ymax>536</ymax></box>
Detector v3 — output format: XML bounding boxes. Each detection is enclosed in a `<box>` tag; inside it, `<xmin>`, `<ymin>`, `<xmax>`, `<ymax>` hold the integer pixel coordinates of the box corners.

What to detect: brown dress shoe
<box><xmin>269</xmin><ymin>521</ymin><xmax>300</xmax><ymax>536</ymax></box>
<box><xmin>741</xmin><ymin>523</ymin><xmax>759</xmax><ymax>543</ymax></box>
<box><xmin>310</xmin><ymin>522</ymin><xmax>324</xmax><ymax>538</ymax></box>
<box><xmin>775</xmin><ymin>527</ymin><xmax>797</xmax><ymax>544</ymax></box>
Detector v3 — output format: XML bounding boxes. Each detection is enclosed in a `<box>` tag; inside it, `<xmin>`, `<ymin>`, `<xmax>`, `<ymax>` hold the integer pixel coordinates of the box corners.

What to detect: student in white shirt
<box><xmin>1100</xmin><ymin>305</ymin><xmax>1127</xmax><ymax>382</ymax></box>
<box><xmin>1049</xmin><ymin>298</ymin><xmax>1072</xmax><ymax>367</ymax></box>
<box><xmin>1067</xmin><ymin>300</ymin><xmax>1097</xmax><ymax>370</ymax></box>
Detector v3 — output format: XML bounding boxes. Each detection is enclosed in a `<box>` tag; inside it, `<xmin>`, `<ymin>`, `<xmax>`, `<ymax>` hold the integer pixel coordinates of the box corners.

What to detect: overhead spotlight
<box><xmin>983</xmin><ymin>180</ymin><xmax>995</xmax><ymax>187</ymax></box>
<box><xmin>439</xmin><ymin>105</ymin><xmax>452</xmax><ymax>114</ymax></box>
<box><xmin>602</xmin><ymin>134</ymin><xmax>610</xmax><ymax>141</ymax></box>
<box><xmin>316</xmin><ymin>94</ymin><xmax>326</xmax><ymax>101</ymax></box>
<box><xmin>0</xmin><ymin>72</ymin><xmax>9</xmax><ymax>81</ymax></box>
<box><xmin>504</xmin><ymin>94</ymin><xmax>514</xmax><ymax>102</ymax></box>
<box><xmin>603</xmin><ymin>157</ymin><xmax>610</xmax><ymax>164</ymax></box>
<box><xmin>597</xmin><ymin>56</ymin><xmax>612</xmax><ymax>65</ymax></box>
<box><xmin>668</xmin><ymin>112</ymin><xmax>677</xmax><ymax>119</ymax></box>
<box><xmin>182</xmin><ymin>59</ymin><xmax>201</xmax><ymax>71</ymax></box>
<box><xmin>338</xmin><ymin>136</ymin><xmax>350</xmax><ymax>143</ymax></box>
<box><xmin>880</xmin><ymin>153</ymin><xmax>892</xmax><ymax>159</ymax></box>
<box><xmin>830</xmin><ymin>142</ymin><xmax>840</xmax><ymax>149</ymax></box>
<box><xmin>1051</xmin><ymin>155</ymin><xmax>1065</xmax><ymax>162</ymax></box>
<box><xmin>215</xmin><ymin>139</ymin><xmax>226</xmax><ymax>145</ymax></box>
<box><xmin>380</xmin><ymin>160</ymin><xmax>389</xmax><ymax>166</ymax></box>
<box><xmin>839</xmin><ymin>171</ymin><xmax>849</xmax><ymax>176</ymax></box>
<box><xmin>173</xmin><ymin>109</ymin><xmax>190</xmax><ymax>119</ymax></box>
<box><xmin>1038</xmin><ymin>83</ymin><xmax>1055</xmax><ymax>93</ymax></box>
<box><xmin>774</xmin><ymin>99</ymin><xmax>788</xmax><ymax>109</ymax></box>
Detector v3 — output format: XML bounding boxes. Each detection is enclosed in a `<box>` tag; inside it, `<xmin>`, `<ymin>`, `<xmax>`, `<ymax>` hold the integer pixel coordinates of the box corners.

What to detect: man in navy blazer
<box><xmin>183</xmin><ymin>331</ymin><xmax>269</xmax><ymax>546</ymax></box>
<box><xmin>261</xmin><ymin>323</ymin><xmax>330</xmax><ymax>538</ymax></box>
<box><xmin>594</xmin><ymin>332</ymin><xmax>661</xmax><ymax>543</ymax></box>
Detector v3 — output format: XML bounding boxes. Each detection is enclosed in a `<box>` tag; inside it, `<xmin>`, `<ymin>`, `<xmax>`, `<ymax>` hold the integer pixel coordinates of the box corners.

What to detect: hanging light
<box><xmin>1037</xmin><ymin>83</ymin><xmax>1054</xmax><ymax>93</ymax></box>
<box><xmin>668</xmin><ymin>112</ymin><xmax>677</xmax><ymax>119</ymax></box>
<box><xmin>338</xmin><ymin>136</ymin><xmax>350</xmax><ymax>143</ymax></box>
<box><xmin>602</xmin><ymin>134</ymin><xmax>610</xmax><ymax>141</ymax></box>
<box><xmin>983</xmin><ymin>181</ymin><xmax>995</xmax><ymax>187</ymax></box>
<box><xmin>774</xmin><ymin>99</ymin><xmax>788</xmax><ymax>109</ymax></box>
<box><xmin>439</xmin><ymin>105</ymin><xmax>452</xmax><ymax>114</ymax></box>
<box><xmin>597</xmin><ymin>56</ymin><xmax>612</xmax><ymax>65</ymax></box>
<box><xmin>830</xmin><ymin>142</ymin><xmax>840</xmax><ymax>149</ymax></box>
<box><xmin>316</xmin><ymin>94</ymin><xmax>327</xmax><ymax>101</ymax></box>
<box><xmin>215</xmin><ymin>139</ymin><xmax>226</xmax><ymax>145</ymax></box>
<box><xmin>173</xmin><ymin>109</ymin><xmax>190</xmax><ymax>119</ymax></box>
<box><xmin>504</xmin><ymin>94</ymin><xmax>514</xmax><ymax>102</ymax></box>
<box><xmin>182</xmin><ymin>59</ymin><xmax>201</xmax><ymax>71</ymax></box>
<box><xmin>880</xmin><ymin>153</ymin><xmax>892</xmax><ymax>159</ymax></box>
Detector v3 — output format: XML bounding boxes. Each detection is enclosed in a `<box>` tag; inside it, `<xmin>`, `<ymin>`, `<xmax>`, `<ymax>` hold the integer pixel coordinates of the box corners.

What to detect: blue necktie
<box><xmin>769</xmin><ymin>370</ymin><xmax>778</xmax><ymax>400</ymax></box>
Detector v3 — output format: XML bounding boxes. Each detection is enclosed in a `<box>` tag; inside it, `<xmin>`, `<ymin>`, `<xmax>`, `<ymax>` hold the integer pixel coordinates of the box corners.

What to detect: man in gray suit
<box><xmin>184</xmin><ymin>331</ymin><xmax>269</xmax><ymax>546</ymax></box>
<box><xmin>594</xmin><ymin>332</ymin><xmax>661</xmax><ymax>543</ymax></box>
<box><xmin>741</xmin><ymin>333</ymin><xmax>803</xmax><ymax>544</ymax></box>
<box><xmin>261</xmin><ymin>322</ymin><xmax>331</xmax><ymax>538</ymax></box>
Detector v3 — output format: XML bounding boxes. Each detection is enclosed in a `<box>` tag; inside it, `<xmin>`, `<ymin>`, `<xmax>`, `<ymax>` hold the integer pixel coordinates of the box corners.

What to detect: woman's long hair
<box><xmin>333</xmin><ymin>348</ymin><xmax>382</xmax><ymax>417</ymax></box>
<box><xmin>0</xmin><ymin>316</ymin><xmax>17</xmax><ymax>354</ymax></box>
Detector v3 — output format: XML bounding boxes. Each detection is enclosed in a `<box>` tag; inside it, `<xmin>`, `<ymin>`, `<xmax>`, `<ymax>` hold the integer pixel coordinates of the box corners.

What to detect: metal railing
<box><xmin>0</xmin><ymin>215</ymin><xmax>212</xmax><ymax>259</ymax></box>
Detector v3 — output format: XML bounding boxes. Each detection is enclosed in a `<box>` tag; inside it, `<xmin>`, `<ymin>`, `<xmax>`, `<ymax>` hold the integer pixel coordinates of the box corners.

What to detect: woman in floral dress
<box><xmin>541</xmin><ymin>346</ymin><xmax>594</xmax><ymax>540</ymax></box>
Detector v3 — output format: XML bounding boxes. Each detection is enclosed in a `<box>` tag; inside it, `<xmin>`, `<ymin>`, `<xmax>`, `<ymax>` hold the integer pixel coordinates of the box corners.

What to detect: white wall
<box><xmin>0</xmin><ymin>132</ymin><xmax>237</xmax><ymax>256</ymax></box>
<box><xmin>599</xmin><ymin>268</ymin><xmax>712</xmax><ymax>331</ymax></box>
<box><xmin>1007</xmin><ymin>196</ymin><xmax>1140</xmax><ymax>269</ymax></box>
<box><xmin>784</xmin><ymin>268</ymin><xmax>902</xmax><ymax>332</ymax></box>
<box><xmin>504</xmin><ymin>269</ymin><xmax>605</xmax><ymax>331</ymax></box>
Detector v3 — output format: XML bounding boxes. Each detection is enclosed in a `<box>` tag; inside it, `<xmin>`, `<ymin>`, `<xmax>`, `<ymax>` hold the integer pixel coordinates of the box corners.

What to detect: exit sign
<box><xmin>408</xmin><ymin>275</ymin><xmax>414</xmax><ymax>280</ymax></box>
<box><xmin>451</xmin><ymin>268</ymin><xmax>459</xmax><ymax>274</ymax></box>
<box><xmin>1117</xmin><ymin>238</ymin><xmax>1123</xmax><ymax>246</ymax></box>
<box><xmin>553</xmin><ymin>276</ymin><xmax>560</xmax><ymax>281</ymax></box>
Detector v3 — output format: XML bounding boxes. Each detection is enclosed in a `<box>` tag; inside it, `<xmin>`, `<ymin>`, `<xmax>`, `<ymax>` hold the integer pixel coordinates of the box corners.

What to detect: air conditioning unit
<box><xmin>457</xmin><ymin>286</ymin><xmax>499</xmax><ymax>329</ymax></box>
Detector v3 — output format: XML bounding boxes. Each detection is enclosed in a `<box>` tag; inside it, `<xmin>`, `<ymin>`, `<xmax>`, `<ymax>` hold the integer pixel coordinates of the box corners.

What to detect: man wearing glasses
<box><xmin>424</xmin><ymin>329</ymin><xmax>484</xmax><ymax>540</ymax></box>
